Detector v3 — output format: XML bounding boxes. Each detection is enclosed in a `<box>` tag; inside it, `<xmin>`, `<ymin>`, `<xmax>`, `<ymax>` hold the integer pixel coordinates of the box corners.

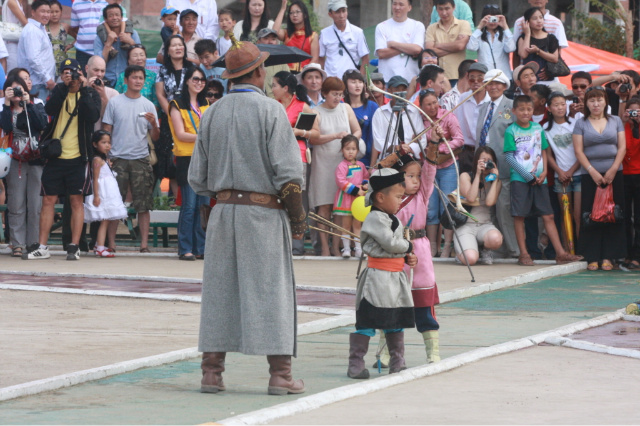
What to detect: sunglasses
<box><xmin>130</xmin><ymin>44</ymin><xmax>145</xmax><ymax>50</ymax></box>
<box><xmin>94</xmin><ymin>130</ymin><xmax>111</xmax><ymax>137</ymax></box>
<box><xmin>572</xmin><ymin>84</ymin><xmax>588</xmax><ymax>90</ymax></box>
<box><xmin>586</xmin><ymin>86</ymin><xmax>605</xmax><ymax>93</ymax></box>
<box><xmin>206</xmin><ymin>92</ymin><xmax>223</xmax><ymax>99</ymax></box>
<box><xmin>419</xmin><ymin>88</ymin><xmax>436</xmax><ymax>96</ymax></box>
<box><xmin>191</xmin><ymin>77</ymin><xmax>207</xmax><ymax>83</ymax></box>
<box><xmin>468</xmin><ymin>77</ymin><xmax>484</xmax><ymax>83</ymax></box>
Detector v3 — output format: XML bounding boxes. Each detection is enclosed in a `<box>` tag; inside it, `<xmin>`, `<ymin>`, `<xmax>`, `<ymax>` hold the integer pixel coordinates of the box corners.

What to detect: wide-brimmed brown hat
<box><xmin>221</xmin><ymin>34</ymin><xmax>270</xmax><ymax>80</ymax></box>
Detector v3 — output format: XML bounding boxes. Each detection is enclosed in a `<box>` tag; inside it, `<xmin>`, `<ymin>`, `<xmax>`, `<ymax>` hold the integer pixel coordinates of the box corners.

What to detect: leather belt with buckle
<box><xmin>215</xmin><ymin>189</ymin><xmax>284</xmax><ymax>210</ymax></box>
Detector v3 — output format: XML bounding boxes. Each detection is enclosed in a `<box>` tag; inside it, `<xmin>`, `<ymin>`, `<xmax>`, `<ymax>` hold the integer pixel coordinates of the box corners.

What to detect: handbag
<box><xmin>440</xmin><ymin>201</ymin><xmax>469</xmax><ymax>230</ymax></box>
<box><xmin>0</xmin><ymin>21</ymin><xmax>22</xmax><ymax>42</ymax></box>
<box><xmin>40</xmin><ymin>97</ymin><xmax>79</xmax><ymax>160</ymax></box>
<box><xmin>546</xmin><ymin>55</ymin><xmax>571</xmax><ymax>78</ymax></box>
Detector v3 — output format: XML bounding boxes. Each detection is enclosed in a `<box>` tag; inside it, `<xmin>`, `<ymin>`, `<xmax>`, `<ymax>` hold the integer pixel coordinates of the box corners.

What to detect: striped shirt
<box><xmin>71</xmin><ymin>0</ymin><xmax>108</xmax><ymax>54</ymax></box>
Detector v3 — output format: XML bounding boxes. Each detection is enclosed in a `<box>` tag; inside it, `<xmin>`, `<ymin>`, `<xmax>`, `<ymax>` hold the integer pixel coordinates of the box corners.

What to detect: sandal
<box><xmin>587</xmin><ymin>262</ymin><xmax>599</xmax><ymax>271</ymax></box>
<box><xmin>11</xmin><ymin>247</ymin><xmax>23</xmax><ymax>257</ymax></box>
<box><xmin>555</xmin><ymin>253</ymin><xmax>584</xmax><ymax>265</ymax></box>
<box><xmin>518</xmin><ymin>253</ymin><xmax>535</xmax><ymax>266</ymax></box>
<box><xmin>601</xmin><ymin>259</ymin><xmax>613</xmax><ymax>271</ymax></box>
<box><xmin>628</xmin><ymin>260</ymin><xmax>640</xmax><ymax>270</ymax></box>
<box><xmin>140</xmin><ymin>247</ymin><xmax>150</xmax><ymax>253</ymax></box>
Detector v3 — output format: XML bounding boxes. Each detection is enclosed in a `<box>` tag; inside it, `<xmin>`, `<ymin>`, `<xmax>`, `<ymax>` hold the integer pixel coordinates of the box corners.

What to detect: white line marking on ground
<box><xmin>544</xmin><ymin>336</ymin><xmax>640</xmax><ymax>359</ymax></box>
<box><xmin>0</xmin><ymin>313</ymin><xmax>353</xmax><ymax>403</ymax></box>
<box><xmin>217</xmin><ymin>309</ymin><xmax>623</xmax><ymax>425</ymax></box>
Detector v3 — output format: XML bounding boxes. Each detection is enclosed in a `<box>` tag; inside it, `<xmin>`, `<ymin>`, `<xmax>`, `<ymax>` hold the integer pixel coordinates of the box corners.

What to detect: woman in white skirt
<box><xmin>309</xmin><ymin>77</ymin><xmax>361</xmax><ymax>256</ymax></box>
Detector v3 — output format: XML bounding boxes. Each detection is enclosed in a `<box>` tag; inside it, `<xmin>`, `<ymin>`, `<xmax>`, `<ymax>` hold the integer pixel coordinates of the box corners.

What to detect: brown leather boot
<box><xmin>385</xmin><ymin>331</ymin><xmax>407</xmax><ymax>374</ymax></box>
<box><xmin>347</xmin><ymin>333</ymin><xmax>370</xmax><ymax>379</ymax></box>
<box><xmin>266</xmin><ymin>355</ymin><xmax>305</xmax><ymax>395</ymax></box>
<box><xmin>201</xmin><ymin>352</ymin><xmax>226</xmax><ymax>393</ymax></box>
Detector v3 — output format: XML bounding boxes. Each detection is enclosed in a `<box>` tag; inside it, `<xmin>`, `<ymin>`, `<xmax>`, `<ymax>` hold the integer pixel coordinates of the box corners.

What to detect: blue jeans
<box><xmin>75</xmin><ymin>50</ymin><xmax>91</xmax><ymax>72</ymax></box>
<box><xmin>30</xmin><ymin>84</ymin><xmax>49</xmax><ymax>103</ymax></box>
<box><xmin>177</xmin><ymin>184</ymin><xmax>208</xmax><ymax>256</ymax></box>
<box><xmin>427</xmin><ymin>162</ymin><xmax>458</xmax><ymax>225</ymax></box>
<box><xmin>355</xmin><ymin>328</ymin><xmax>403</xmax><ymax>337</ymax></box>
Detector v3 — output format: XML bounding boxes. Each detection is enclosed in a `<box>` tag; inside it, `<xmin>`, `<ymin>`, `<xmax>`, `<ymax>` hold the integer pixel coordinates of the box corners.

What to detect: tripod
<box><xmin>378</xmin><ymin>93</ymin><xmax>421</xmax><ymax>161</ymax></box>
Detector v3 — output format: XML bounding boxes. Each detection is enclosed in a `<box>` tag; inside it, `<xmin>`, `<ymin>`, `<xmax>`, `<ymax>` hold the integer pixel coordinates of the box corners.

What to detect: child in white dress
<box><xmin>84</xmin><ymin>131</ymin><xmax>127</xmax><ymax>257</ymax></box>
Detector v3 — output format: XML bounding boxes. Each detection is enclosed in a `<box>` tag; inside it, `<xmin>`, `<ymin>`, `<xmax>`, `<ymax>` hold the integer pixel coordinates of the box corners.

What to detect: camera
<box><xmin>619</xmin><ymin>83</ymin><xmax>632</xmax><ymax>93</ymax></box>
<box><xmin>12</xmin><ymin>87</ymin><xmax>23</xmax><ymax>98</ymax></box>
<box><xmin>70</xmin><ymin>69</ymin><xmax>80</xmax><ymax>81</ymax></box>
<box><xmin>629</xmin><ymin>109</ymin><xmax>639</xmax><ymax>117</ymax></box>
<box><xmin>93</xmin><ymin>78</ymin><xmax>103</xmax><ymax>87</ymax></box>
<box><xmin>485</xmin><ymin>160</ymin><xmax>495</xmax><ymax>170</ymax></box>
<box><xmin>489</xmin><ymin>16</ymin><xmax>498</xmax><ymax>23</ymax></box>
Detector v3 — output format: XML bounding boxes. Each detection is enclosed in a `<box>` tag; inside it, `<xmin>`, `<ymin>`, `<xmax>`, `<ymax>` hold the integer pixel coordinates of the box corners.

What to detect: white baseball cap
<box><xmin>484</xmin><ymin>69</ymin><xmax>510</xmax><ymax>88</ymax></box>
<box><xmin>328</xmin><ymin>0</ymin><xmax>348</xmax><ymax>11</ymax></box>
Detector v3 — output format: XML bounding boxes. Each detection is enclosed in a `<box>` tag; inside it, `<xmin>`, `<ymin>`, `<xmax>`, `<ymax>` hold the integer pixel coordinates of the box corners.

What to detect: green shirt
<box><xmin>504</xmin><ymin>121</ymin><xmax>549</xmax><ymax>183</ymax></box>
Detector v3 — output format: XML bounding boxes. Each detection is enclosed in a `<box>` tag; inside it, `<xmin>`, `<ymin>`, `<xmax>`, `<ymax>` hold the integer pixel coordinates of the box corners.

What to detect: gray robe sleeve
<box><xmin>362</xmin><ymin>212</ymin><xmax>410</xmax><ymax>257</ymax></box>
<box><xmin>188</xmin><ymin>107</ymin><xmax>216</xmax><ymax>198</ymax></box>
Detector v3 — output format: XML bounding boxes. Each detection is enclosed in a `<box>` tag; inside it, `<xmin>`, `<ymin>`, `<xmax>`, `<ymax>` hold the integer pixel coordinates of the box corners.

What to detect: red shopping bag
<box><xmin>590</xmin><ymin>185</ymin><xmax>616</xmax><ymax>223</ymax></box>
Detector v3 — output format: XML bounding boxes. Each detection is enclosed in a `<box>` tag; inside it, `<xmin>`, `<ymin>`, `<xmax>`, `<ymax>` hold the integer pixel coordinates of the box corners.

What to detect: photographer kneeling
<box><xmin>455</xmin><ymin>147</ymin><xmax>503</xmax><ymax>265</ymax></box>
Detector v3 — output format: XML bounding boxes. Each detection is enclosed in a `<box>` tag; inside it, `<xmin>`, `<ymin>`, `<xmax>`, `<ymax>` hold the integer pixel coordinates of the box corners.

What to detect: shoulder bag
<box><xmin>0</xmin><ymin>21</ymin><xmax>22</xmax><ymax>42</ymax></box>
<box><xmin>544</xmin><ymin>36</ymin><xmax>570</xmax><ymax>78</ymax></box>
<box><xmin>333</xmin><ymin>29</ymin><xmax>360</xmax><ymax>69</ymax></box>
<box><xmin>40</xmin><ymin>98</ymin><xmax>79</xmax><ymax>160</ymax></box>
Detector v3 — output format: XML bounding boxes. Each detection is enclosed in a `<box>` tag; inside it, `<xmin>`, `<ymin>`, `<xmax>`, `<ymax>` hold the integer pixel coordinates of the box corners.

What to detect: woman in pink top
<box><xmin>420</xmin><ymin>89</ymin><xmax>464</xmax><ymax>258</ymax></box>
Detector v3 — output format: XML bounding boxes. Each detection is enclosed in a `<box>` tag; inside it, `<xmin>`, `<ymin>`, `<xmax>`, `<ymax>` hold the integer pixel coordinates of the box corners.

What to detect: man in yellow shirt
<box><xmin>24</xmin><ymin>59</ymin><xmax>101</xmax><ymax>261</ymax></box>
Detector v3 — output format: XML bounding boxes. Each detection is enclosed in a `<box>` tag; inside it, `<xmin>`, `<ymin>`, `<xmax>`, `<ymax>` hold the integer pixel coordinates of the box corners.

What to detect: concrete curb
<box><xmin>439</xmin><ymin>262</ymin><xmax>586</xmax><ymax>304</ymax></box>
<box><xmin>622</xmin><ymin>314</ymin><xmax>640</xmax><ymax>322</ymax></box>
<box><xmin>217</xmin><ymin>309</ymin><xmax>623</xmax><ymax>425</ymax></box>
<box><xmin>0</xmin><ymin>312</ymin><xmax>354</xmax><ymax>403</ymax></box>
<box><xmin>544</xmin><ymin>336</ymin><xmax>640</xmax><ymax>359</ymax></box>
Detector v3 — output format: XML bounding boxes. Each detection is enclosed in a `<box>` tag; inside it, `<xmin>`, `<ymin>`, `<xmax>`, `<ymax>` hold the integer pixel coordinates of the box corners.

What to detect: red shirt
<box><xmin>624</xmin><ymin>121</ymin><xmax>640</xmax><ymax>174</ymax></box>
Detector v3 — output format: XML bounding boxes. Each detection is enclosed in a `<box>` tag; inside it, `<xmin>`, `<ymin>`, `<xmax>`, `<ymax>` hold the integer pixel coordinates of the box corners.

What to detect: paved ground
<box><xmin>0</xmin><ymin>256</ymin><xmax>638</xmax><ymax>425</ymax></box>
<box><xmin>0</xmin><ymin>290</ymin><xmax>327</xmax><ymax>387</ymax></box>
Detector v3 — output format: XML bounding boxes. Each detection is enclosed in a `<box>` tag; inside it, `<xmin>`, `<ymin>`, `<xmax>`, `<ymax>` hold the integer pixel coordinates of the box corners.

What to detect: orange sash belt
<box><xmin>367</xmin><ymin>257</ymin><xmax>405</xmax><ymax>272</ymax></box>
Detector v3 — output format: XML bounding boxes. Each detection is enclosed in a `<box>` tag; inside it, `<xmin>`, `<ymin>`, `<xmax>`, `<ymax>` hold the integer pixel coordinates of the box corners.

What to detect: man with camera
<box><xmin>591</xmin><ymin>70</ymin><xmax>640</xmax><ymax>117</ymax></box>
<box><xmin>24</xmin><ymin>59</ymin><xmax>101</xmax><ymax>261</ymax></box>
<box><xmin>86</xmin><ymin>55</ymin><xmax>119</xmax><ymax>130</ymax></box>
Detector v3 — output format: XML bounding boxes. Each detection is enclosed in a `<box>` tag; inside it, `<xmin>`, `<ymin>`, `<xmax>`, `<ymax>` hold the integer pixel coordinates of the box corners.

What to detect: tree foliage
<box><xmin>567</xmin><ymin>9</ymin><xmax>626</xmax><ymax>55</ymax></box>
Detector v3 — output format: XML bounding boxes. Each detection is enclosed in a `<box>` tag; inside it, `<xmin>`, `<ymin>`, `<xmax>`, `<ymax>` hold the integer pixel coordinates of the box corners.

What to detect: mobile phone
<box><xmin>138</xmin><ymin>112</ymin><xmax>147</xmax><ymax>117</ymax></box>
<box><xmin>572</xmin><ymin>97</ymin><xmax>579</xmax><ymax>104</ymax></box>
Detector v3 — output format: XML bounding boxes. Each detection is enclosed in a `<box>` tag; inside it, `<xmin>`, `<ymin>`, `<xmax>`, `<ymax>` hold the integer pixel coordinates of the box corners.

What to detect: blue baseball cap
<box><xmin>160</xmin><ymin>7</ymin><xmax>179</xmax><ymax>18</ymax></box>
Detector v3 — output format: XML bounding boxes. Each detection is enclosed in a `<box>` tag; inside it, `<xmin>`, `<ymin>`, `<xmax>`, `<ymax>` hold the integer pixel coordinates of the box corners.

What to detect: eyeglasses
<box><xmin>206</xmin><ymin>92</ymin><xmax>223</xmax><ymax>99</ymax></box>
<box><xmin>191</xmin><ymin>77</ymin><xmax>207</xmax><ymax>83</ymax></box>
<box><xmin>468</xmin><ymin>77</ymin><xmax>484</xmax><ymax>83</ymax></box>
<box><xmin>289</xmin><ymin>10</ymin><xmax>303</xmax><ymax>15</ymax></box>
<box><xmin>572</xmin><ymin>84</ymin><xmax>588</xmax><ymax>90</ymax></box>
<box><xmin>586</xmin><ymin>86</ymin><xmax>605</xmax><ymax>93</ymax></box>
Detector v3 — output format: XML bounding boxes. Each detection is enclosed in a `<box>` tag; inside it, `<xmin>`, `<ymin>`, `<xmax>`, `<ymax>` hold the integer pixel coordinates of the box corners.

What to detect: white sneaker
<box><xmin>480</xmin><ymin>249</ymin><xmax>494</xmax><ymax>265</ymax></box>
<box><xmin>66</xmin><ymin>244</ymin><xmax>80</xmax><ymax>261</ymax></box>
<box><xmin>354</xmin><ymin>248</ymin><xmax>363</xmax><ymax>258</ymax></box>
<box><xmin>23</xmin><ymin>244</ymin><xmax>50</xmax><ymax>260</ymax></box>
<box><xmin>341</xmin><ymin>248</ymin><xmax>351</xmax><ymax>258</ymax></box>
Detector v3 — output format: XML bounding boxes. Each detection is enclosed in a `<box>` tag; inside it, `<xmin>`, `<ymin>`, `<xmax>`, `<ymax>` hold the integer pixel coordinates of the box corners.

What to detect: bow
<box><xmin>367</xmin><ymin>69</ymin><xmax>483</xmax><ymax>220</ymax></box>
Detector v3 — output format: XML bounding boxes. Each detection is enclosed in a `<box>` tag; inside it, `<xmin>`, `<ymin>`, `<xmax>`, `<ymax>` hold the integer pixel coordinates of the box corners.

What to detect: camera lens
<box><xmin>94</xmin><ymin>78</ymin><xmax>102</xmax><ymax>86</ymax></box>
<box><xmin>13</xmin><ymin>87</ymin><xmax>23</xmax><ymax>97</ymax></box>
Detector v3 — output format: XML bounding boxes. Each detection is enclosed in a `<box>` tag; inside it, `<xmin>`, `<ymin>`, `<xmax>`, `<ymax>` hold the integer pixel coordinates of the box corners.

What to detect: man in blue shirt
<box><xmin>93</xmin><ymin>3</ymin><xmax>140</xmax><ymax>87</ymax></box>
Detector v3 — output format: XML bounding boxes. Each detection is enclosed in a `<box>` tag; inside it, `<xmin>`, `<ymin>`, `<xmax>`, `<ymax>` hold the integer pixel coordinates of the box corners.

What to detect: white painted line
<box><xmin>296</xmin><ymin>306</ymin><xmax>353</xmax><ymax>316</ymax></box>
<box><xmin>0</xmin><ymin>269</ymin><xmax>202</xmax><ymax>284</ymax></box>
<box><xmin>0</xmin><ymin>347</ymin><xmax>199</xmax><ymax>402</ymax></box>
<box><xmin>439</xmin><ymin>262</ymin><xmax>586</xmax><ymax>304</ymax></box>
<box><xmin>545</xmin><ymin>336</ymin><xmax>640</xmax><ymax>359</ymax></box>
<box><xmin>0</xmin><ymin>313</ymin><xmax>353</xmax><ymax>403</ymax></box>
<box><xmin>0</xmin><ymin>284</ymin><xmax>202</xmax><ymax>303</ymax></box>
<box><xmin>218</xmin><ymin>309</ymin><xmax>623</xmax><ymax>425</ymax></box>
<box><xmin>296</xmin><ymin>284</ymin><xmax>355</xmax><ymax>295</ymax></box>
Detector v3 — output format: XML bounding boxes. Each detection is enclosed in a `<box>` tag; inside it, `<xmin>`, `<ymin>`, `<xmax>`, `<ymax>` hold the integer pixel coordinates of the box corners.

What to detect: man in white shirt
<box><xmin>453</xmin><ymin>62</ymin><xmax>489</xmax><ymax>173</ymax></box>
<box><xmin>319</xmin><ymin>0</ymin><xmax>369</xmax><ymax>79</ymax></box>
<box><xmin>374</xmin><ymin>0</ymin><xmax>425</xmax><ymax>82</ymax></box>
<box><xmin>17</xmin><ymin>0</ymin><xmax>55</xmax><ymax>100</ymax></box>
<box><xmin>166</xmin><ymin>0</ymin><xmax>219</xmax><ymax>41</ymax></box>
<box><xmin>371</xmin><ymin>75</ymin><xmax>425</xmax><ymax>165</ymax></box>
<box><xmin>511</xmin><ymin>0</ymin><xmax>568</xmax><ymax>67</ymax></box>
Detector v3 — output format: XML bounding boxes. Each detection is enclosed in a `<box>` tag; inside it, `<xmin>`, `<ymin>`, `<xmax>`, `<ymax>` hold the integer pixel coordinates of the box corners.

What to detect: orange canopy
<box><xmin>558</xmin><ymin>41</ymin><xmax>640</xmax><ymax>87</ymax></box>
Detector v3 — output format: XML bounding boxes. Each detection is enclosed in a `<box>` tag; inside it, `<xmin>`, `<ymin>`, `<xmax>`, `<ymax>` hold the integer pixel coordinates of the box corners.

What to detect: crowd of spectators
<box><xmin>0</xmin><ymin>0</ymin><xmax>638</xmax><ymax>270</ymax></box>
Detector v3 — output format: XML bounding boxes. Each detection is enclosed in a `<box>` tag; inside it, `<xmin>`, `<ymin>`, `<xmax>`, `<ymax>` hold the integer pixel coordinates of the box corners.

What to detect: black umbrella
<box><xmin>212</xmin><ymin>44</ymin><xmax>311</xmax><ymax>68</ymax></box>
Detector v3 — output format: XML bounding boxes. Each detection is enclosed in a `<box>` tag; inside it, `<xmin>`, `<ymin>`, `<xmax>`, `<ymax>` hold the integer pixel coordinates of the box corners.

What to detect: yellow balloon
<box><xmin>351</xmin><ymin>196</ymin><xmax>371</xmax><ymax>222</ymax></box>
